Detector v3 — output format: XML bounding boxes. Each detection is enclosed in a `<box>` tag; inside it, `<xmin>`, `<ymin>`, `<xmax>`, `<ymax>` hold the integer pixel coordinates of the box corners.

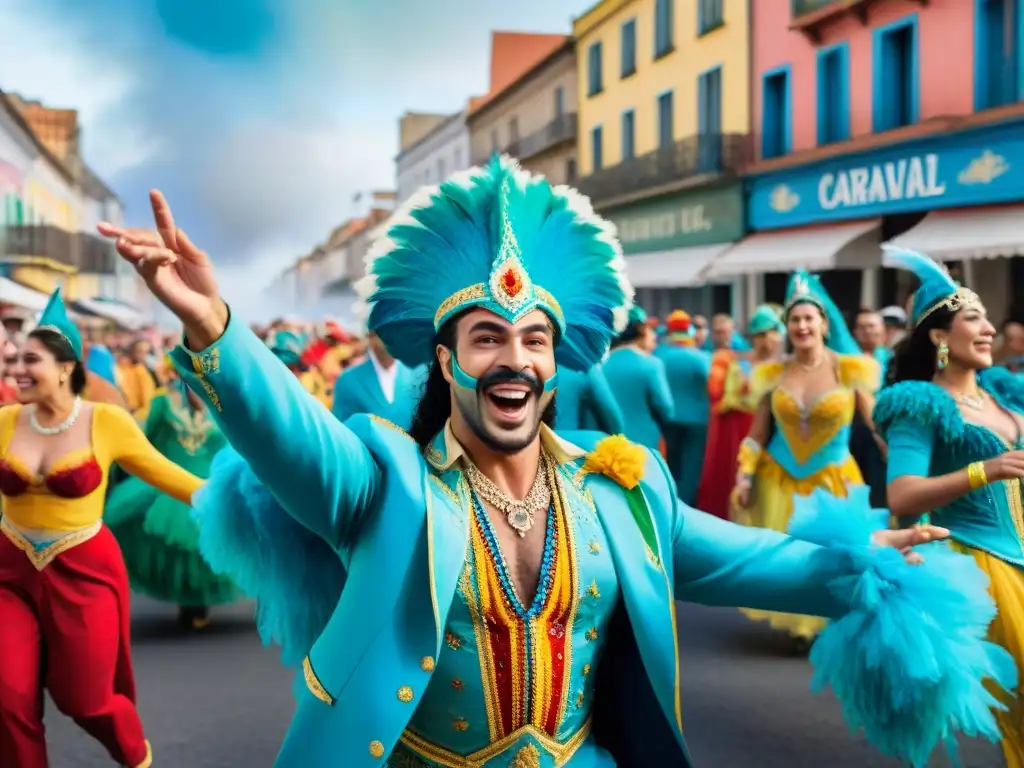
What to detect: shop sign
<box><xmin>605</xmin><ymin>183</ymin><xmax>744</xmax><ymax>254</ymax></box>
<box><xmin>748</xmin><ymin>120</ymin><xmax>1024</xmax><ymax>230</ymax></box>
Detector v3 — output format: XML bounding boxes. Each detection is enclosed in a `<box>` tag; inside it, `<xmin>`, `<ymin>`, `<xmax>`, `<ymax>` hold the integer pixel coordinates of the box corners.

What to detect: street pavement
<box><xmin>47</xmin><ymin>597</ymin><xmax>1006</xmax><ymax>767</ymax></box>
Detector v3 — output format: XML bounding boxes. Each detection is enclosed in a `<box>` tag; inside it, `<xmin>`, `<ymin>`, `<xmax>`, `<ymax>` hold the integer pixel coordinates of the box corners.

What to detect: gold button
<box><xmin>397</xmin><ymin>685</ymin><xmax>414</xmax><ymax>703</ymax></box>
<box><xmin>369</xmin><ymin>740</ymin><xmax>385</xmax><ymax>758</ymax></box>
<box><xmin>420</xmin><ymin>656</ymin><xmax>435</xmax><ymax>672</ymax></box>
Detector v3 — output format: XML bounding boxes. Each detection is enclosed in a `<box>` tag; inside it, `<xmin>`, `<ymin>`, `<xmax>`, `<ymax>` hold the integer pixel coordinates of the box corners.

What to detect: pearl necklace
<box><xmin>28</xmin><ymin>397</ymin><xmax>83</xmax><ymax>435</ymax></box>
<box><xmin>463</xmin><ymin>452</ymin><xmax>553</xmax><ymax>538</ymax></box>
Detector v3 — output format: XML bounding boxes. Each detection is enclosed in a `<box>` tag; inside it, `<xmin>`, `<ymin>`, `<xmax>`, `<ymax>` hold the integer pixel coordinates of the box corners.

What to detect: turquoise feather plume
<box><xmin>880</xmin><ymin>244</ymin><xmax>958</xmax><ymax>325</ymax></box>
<box><xmin>788</xmin><ymin>486</ymin><xmax>1016</xmax><ymax>767</ymax></box>
<box><xmin>192</xmin><ymin>448</ymin><xmax>345</xmax><ymax>667</ymax></box>
<box><xmin>357</xmin><ymin>155</ymin><xmax>633</xmax><ymax>371</ymax></box>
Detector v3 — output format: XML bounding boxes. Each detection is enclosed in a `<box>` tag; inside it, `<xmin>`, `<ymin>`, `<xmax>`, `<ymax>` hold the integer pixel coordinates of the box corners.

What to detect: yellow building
<box><xmin>572</xmin><ymin>0</ymin><xmax>751</xmax><ymax>319</ymax></box>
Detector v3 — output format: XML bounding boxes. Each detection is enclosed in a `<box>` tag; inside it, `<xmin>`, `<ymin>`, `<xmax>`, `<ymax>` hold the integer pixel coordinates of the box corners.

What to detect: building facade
<box><xmin>0</xmin><ymin>91</ymin><xmax>130</xmax><ymax>310</ymax></box>
<box><xmin>395</xmin><ymin>111</ymin><xmax>470</xmax><ymax>204</ymax></box>
<box><xmin>467</xmin><ymin>37</ymin><xmax>578</xmax><ymax>185</ymax></box>
<box><xmin>715</xmin><ymin>0</ymin><xmax>1024</xmax><ymax>321</ymax></box>
<box><xmin>573</xmin><ymin>0</ymin><xmax>752</xmax><ymax>319</ymax></box>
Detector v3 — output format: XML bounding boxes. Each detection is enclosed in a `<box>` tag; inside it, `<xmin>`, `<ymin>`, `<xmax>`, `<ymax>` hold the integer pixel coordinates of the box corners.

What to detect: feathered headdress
<box><xmin>784</xmin><ymin>270</ymin><xmax>858</xmax><ymax>354</ymax></box>
<box><xmin>36</xmin><ymin>287</ymin><xmax>83</xmax><ymax>360</ymax></box>
<box><xmin>881</xmin><ymin>245</ymin><xmax>980</xmax><ymax>326</ymax></box>
<box><xmin>356</xmin><ymin>155</ymin><xmax>633</xmax><ymax>371</ymax></box>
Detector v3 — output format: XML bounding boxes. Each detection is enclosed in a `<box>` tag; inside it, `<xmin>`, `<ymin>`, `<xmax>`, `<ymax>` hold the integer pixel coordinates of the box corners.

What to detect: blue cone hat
<box><xmin>881</xmin><ymin>245</ymin><xmax>980</xmax><ymax>326</ymax></box>
<box><xmin>355</xmin><ymin>155</ymin><xmax>633</xmax><ymax>371</ymax></box>
<box><xmin>36</xmin><ymin>287</ymin><xmax>83</xmax><ymax>359</ymax></box>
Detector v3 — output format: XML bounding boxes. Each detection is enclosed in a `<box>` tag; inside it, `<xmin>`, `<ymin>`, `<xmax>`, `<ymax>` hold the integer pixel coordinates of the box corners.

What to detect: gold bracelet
<box><xmin>967</xmin><ymin>461</ymin><xmax>988</xmax><ymax>490</ymax></box>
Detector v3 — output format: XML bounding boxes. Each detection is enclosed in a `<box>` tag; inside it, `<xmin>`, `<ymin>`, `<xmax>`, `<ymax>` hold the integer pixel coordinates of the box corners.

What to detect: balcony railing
<box><xmin>576</xmin><ymin>132</ymin><xmax>751</xmax><ymax>207</ymax></box>
<box><xmin>0</xmin><ymin>225</ymin><xmax>118</xmax><ymax>273</ymax></box>
<box><xmin>473</xmin><ymin>113</ymin><xmax>578</xmax><ymax>165</ymax></box>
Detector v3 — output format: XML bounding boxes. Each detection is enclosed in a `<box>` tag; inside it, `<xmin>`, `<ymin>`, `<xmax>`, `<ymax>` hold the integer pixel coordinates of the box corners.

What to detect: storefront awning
<box><xmin>704</xmin><ymin>219</ymin><xmax>881</xmax><ymax>279</ymax></box>
<box><xmin>884</xmin><ymin>205</ymin><xmax>1024</xmax><ymax>260</ymax></box>
<box><xmin>624</xmin><ymin>243</ymin><xmax>733</xmax><ymax>288</ymax></box>
<box><xmin>0</xmin><ymin>277</ymin><xmax>49</xmax><ymax>311</ymax></box>
<box><xmin>72</xmin><ymin>297</ymin><xmax>146</xmax><ymax>330</ymax></box>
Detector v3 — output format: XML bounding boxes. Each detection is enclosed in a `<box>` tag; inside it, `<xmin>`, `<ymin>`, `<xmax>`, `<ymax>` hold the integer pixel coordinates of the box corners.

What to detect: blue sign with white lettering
<box><xmin>748</xmin><ymin>120</ymin><xmax>1024</xmax><ymax>230</ymax></box>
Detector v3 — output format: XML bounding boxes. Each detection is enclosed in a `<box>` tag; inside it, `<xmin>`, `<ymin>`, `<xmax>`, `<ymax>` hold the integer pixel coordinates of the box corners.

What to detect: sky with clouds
<box><xmin>0</xmin><ymin>0</ymin><xmax>589</xmax><ymax>315</ymax></box>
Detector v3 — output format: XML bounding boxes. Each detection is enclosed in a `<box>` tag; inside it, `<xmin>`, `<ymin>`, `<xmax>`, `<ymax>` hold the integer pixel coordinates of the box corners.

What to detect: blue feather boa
<box><xmin>788</xmin><ymin>486</ymin><xmax>1017</xmax><ymax>766</ymax></box>
<box><xmin>192</xmin><ymin>448</ymin><xmax>345</xmax><ymax>667</ymax></box>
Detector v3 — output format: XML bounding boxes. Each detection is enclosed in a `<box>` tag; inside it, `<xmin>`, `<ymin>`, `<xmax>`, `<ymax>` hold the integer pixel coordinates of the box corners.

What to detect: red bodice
<box><xmin>0</xmin><ymin>456</ymin><xmax>104</xmax><ymax>499</ymax></box>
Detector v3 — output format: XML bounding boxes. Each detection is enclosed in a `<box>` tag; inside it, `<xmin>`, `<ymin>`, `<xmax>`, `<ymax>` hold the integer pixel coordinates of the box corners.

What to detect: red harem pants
<box><xmin>0</xmin><ymin>524</ymin><xmax>150</xmax><ymax>768</ymax></box>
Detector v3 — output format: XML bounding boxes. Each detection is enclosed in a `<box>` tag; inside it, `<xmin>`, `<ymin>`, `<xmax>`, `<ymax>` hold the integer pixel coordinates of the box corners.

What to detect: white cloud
<box><xmin>0</xmin><ymin>0</ymin><xmax>162</xmax><ymax>178</ymax></box>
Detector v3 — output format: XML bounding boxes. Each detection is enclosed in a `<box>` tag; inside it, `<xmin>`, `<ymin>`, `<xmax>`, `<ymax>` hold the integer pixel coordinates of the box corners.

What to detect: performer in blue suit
<box><xmin>332</xmin><ymin>329</ymin><xmax>425</xmax><ymax>430</ymax></box>
<box><xmin>654</xmin><ymin>310</ymin><xmax>711</xmax><ymax>505</ymax></box>
<box><xmin>553</xmin><ymin>367</ymin><xmax>623</xmax><ymax>434</ymax></box>
<box><xmin>602</xmin><ymin>306</ymin><xmax>674</xmax><ymax>452</ymax></box>
<box><xmin>102</xmin><ymin>161</ymin><xmax>1014</xmax><ymax>768</ymax></box>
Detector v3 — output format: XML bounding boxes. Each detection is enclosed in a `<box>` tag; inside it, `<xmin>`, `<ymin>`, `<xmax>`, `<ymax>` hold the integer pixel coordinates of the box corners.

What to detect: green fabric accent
<box><xmin>623</xmin><ymin>485</ymin><xmax>658</xmax><ymax>558</ymax></box>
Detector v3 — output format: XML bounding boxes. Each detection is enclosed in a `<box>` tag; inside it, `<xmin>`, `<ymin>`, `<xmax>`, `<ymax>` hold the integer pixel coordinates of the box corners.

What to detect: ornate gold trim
<box><xmin>369</xmin><ymin>414</ymin><xmax>412</xmax><ymax>439</ymax></box>
<box><xmin>0</xmin><ymin>519</ymin><xmax>101</xmax><ymax>571</ymax></box>
<box><xmin>434</xmin><ymin>284</ymin><xmax>488</xmax><ymax>327</ymax></box>
<box><xmin>399</xmin><ymin>718</ymin><xmax>591</xmax><ymax>768</ymax></box>
<box><xmin>302</xmin><ymin>656</ymin><xmax>334</xmax><ymax>705</ymax></box>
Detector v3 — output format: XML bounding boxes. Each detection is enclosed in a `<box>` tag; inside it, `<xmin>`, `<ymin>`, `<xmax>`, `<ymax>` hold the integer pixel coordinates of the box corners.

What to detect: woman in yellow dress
<box><xmin>733</xmin><ymin>271</ymin><xmax>881</xmax><ymax>652</ymax></box>
<box><xmin>875</xmin><ymin>246</ymin><xmax>1024</xmax><ymax>766</ymax></box>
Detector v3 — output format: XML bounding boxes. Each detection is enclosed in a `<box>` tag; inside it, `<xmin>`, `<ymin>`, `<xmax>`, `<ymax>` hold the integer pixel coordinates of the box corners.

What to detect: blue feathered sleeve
<box><xmin>787</xmin><ymin>486</ymin><xmax>1016</xmax><ymax>767</ymax></box>
<box><xmin>873</xmin><ymin>380</ymin><xmax>964</xmax><ymax>444</ymax></box>
<box><xmin>192</xmin><ymin>447</ymin><xmax>345</xmax><ymax>668</ymax></box>
<box><xmin>981</xmin><ymin>365</ymin><xmax>1024</xmax><ymax>414</ymax></box>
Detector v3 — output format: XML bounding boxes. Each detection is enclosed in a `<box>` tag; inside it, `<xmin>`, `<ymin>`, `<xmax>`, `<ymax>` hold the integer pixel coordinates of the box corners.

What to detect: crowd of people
<box><xmin>0</xmin><ymin>163</ymin><xmax>1022</xmax><ymax>768</ymax></box>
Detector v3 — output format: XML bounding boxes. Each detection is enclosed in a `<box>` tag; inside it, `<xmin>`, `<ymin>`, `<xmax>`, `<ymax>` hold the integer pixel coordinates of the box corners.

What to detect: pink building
<box><xmin>705</xmin><ymin>0</ymin><xmax>1024</xmax><ymax>322</ymax></box>
<box><xmin>752</xmin><ymin>0</ymin><xmax>979</xmax><ymax>160</ymax></box>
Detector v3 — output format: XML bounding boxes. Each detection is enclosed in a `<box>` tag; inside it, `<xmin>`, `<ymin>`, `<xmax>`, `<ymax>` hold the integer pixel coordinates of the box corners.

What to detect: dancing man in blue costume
<box><xmin>100</xmin><ymin>157</ymin><xmax>1014</xmax><ymax>768</ymax></box>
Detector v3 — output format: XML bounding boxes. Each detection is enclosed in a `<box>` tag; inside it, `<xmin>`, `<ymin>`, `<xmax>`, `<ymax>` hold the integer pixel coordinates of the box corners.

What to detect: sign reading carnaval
<box><xmin>605</xmin><ymin>183</ymin><xmax>744</xmax><ymax>254</ymax></box>
<box><xmin>748</xmin><ymin>120</ymin><xmax>1024</xmax><ymax>230</ymax></box>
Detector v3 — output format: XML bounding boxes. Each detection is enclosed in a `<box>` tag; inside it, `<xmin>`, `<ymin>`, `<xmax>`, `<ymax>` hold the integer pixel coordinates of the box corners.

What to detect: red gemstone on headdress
<box><xmin>501</xmin><ymin>268</ymin><xmax>522</xmax><ymax>297</ymax></box>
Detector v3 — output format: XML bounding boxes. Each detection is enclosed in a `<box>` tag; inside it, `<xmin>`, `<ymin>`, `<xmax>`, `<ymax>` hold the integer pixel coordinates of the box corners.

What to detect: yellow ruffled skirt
<box><xmin>736</xmin><ymin>453</ymin><xmax>863</xmax><ymax>640</ymax></box>
<box><xmin>951</xmin><ymin>543</ymin><xmax>1024</xmax><ymax>768</ymax></box>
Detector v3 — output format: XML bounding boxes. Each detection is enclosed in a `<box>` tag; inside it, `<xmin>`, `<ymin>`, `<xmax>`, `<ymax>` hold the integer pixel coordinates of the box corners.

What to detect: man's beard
<box><xmin>452</xmin><ymin>368</ymin><xmax>551</xmax><ymax>454</ymax></box>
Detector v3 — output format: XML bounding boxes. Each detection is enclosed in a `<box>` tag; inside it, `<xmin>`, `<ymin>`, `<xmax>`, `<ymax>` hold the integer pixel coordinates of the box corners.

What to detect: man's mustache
<box><xmin>476</xmin><ymin>368</ymin><xmax>544</xmax><ymax>398</ymax></box>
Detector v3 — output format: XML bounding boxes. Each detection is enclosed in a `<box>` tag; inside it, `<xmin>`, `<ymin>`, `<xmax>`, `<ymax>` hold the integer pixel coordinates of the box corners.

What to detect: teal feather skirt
<box><xmin>105</xmin><ymin>474</ymin><xmax>240</xmax><ymax>607</ymax></box>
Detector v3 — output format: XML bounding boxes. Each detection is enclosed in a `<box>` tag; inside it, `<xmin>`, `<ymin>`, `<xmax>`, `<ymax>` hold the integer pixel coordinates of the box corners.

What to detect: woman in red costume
<box><xmin>0</xmin><ymin>288</ymin><xmax>203</xmax><ymax>768</ymax></box>
<box><xmin>696</xmin><ymin>305</ymin><xmax>784</xmax><ymax>518</ymax></box>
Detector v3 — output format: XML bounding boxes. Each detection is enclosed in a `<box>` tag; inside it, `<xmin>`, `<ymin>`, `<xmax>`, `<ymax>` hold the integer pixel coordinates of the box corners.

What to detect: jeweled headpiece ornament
<box><xmin>36</xmin><ymin>287</ymin><xmax>83</xmax><ymax>360</ymax></box>
<box><xmin>881</xmin><ymin>245</ymin><xmax>981</xmax><ymax>325</ymax></box>
<box><xmin>356</xmin><ymin>155</ymin><xmax>633</xmax><ymax>371</ymax></box>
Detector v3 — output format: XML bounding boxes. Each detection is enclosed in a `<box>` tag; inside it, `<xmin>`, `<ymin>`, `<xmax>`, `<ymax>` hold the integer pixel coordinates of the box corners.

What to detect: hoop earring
<box><xmin>937</xmin><ymin>342</ymin><xmax>949</xmax><ymax>371</ymax></box>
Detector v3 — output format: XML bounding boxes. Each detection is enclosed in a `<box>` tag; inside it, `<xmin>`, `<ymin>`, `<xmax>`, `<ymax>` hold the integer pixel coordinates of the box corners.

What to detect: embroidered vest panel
<box><xmin>399</xmin><ymin>470</ymin><xmax>618</xmax><ymax>765</ymax></box>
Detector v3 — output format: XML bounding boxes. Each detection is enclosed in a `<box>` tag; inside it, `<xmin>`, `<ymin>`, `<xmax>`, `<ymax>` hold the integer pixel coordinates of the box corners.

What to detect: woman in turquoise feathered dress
<box><xmin>105</xmin><ymin>378</ymin><xmax>239</xmax><ymax>629</ymax></box>
<box><xmin>874</xmin><ymin>245</ymin><xmax>1024</xmax><ymax>767</ymax></box>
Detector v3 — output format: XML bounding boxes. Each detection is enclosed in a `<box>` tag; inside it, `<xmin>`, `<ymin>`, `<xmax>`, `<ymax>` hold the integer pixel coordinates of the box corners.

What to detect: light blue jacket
<box><xmin>331</xmin><ymin>357</ymin><xmax>424</xmax><ymax>430</ymax></box>
<box><xmin>177</xmin><ymin>319</ymin><xmax>1013</xmax><ymax>768</ymax></box>
<box><xmin>653</xmin><ymin>344</ymin><xmax>711</xmax><ymax>426</ymax></box>
<box><xmin>601</xmin><ymin>347</ymin><xmax>674</xmax><ymax>450</ymax></box>
<box><xmin>553</xmin><ymin>367</ymin><xmax>624</xmax><ymax>434</ymax></box>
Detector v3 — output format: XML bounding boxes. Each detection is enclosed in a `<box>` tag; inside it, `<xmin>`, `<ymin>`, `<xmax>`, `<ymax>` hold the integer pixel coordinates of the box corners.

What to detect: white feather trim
<box><xmin>354</xmin><ymin>272</ymin><xmax>378</xmax><ymax>303</ymax></box>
